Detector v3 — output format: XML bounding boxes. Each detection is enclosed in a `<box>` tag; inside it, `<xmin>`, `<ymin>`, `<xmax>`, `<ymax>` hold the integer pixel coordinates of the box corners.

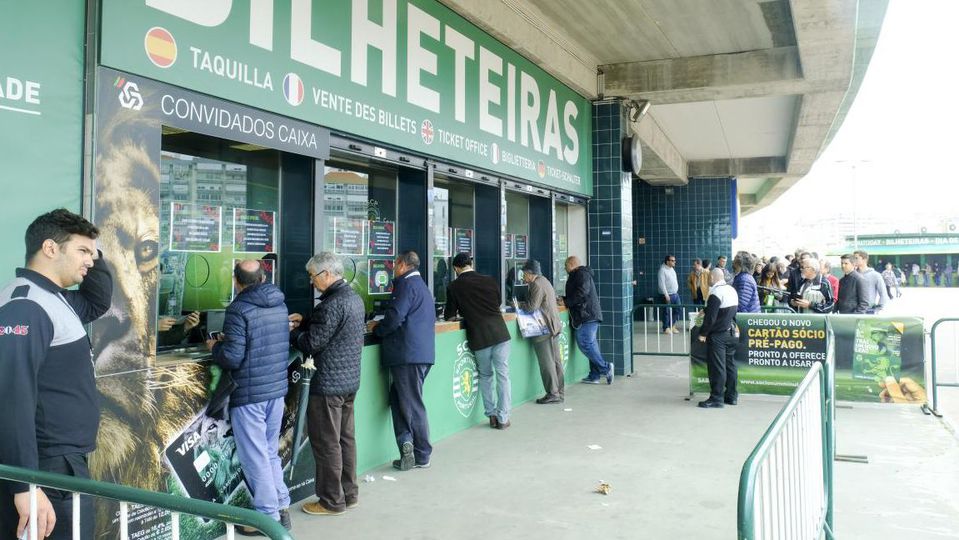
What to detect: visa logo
<box><xmin>175</xmin><ymin>431</ymin><xmax>202</xmax><ymax>456</ymax></box>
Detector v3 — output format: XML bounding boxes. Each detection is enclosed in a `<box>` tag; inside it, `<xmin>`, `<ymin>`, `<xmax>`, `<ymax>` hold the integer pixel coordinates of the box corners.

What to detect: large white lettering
<box><xmin>146</xmin><ymin>0</ymin><xmax>232</xmax><ymax>26</ymax></box>
<box><xmin>249</xmin><ymin>0</ymin><xmax>274</xmax><ymax>50</ymax></box>
<box><xmin>478</xmin><ymin>47</ymin><xmax>502</xmax><ymax>136</ymax></box>
<box><xmin>291</xmin><ymin>0</ymin><xmax>342</xmax><ymax>76</ymax></box>
<box><xmin>444</xmin><ymin>26</ymin><xmax>474</xmax><ymax>123</ymax></box>
<box><xmin>507</xmin><ymin>63</ymin><xmax>516</xmax><ymax>143</ymax></box>
<box><xmin>563</xmin><ymin>100</ymin><xmax>579</xmax><ymax>165</ymax></box>
<box><xmin>351</xmin><ymin>0</ymin><xmax>397</xmax><ymax>96</ymax></box>
<box><xmin>406</xmin><ymin>4</ymin><xmax>440</xmax><ymax>113</ymax></box>
<box><xmin>520</xmin><ymin>72</ymin><xmax>541</xmax><ymax>152</ymax></box>
<box><xmin>541</xmin><ymin>89</ymin><xmax>562</xmax><ymax>160</ymax></box>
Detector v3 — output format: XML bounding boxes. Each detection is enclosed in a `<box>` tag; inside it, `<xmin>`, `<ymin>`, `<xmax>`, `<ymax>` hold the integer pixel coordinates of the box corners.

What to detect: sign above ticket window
<box><xmin>100</xmin><ymin>0</ymin><xmax>593</xmax><ymax>196</ymax></box>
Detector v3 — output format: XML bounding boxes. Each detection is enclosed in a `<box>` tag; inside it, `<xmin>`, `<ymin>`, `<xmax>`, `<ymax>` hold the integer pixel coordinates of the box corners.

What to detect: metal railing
<box><xmin>0</xmin><ymin>464</ymin><xmax>292</xmax><ymax>540</ymax></box>
<box><xmin>631</xmin><ymin>303</ymin><xmax>702</xmax><ymax>356</ymax></box>
<box><xmin>737</xmin><ymin>335</ymin><xmax>835</xmax><ymax>540</ymax></box>
<box><xmin>926</xmin><ymin>318</ymin><xmax>959</xmax><ymax>416</ymax></box>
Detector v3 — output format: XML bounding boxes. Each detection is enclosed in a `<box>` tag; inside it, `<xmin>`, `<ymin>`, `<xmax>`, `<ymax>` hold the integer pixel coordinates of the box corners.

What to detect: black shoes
<box><xmin>697</xmin><ymin>400</ymin><xmax>725</xmax><ymax>409</ymax></box>
<box><xmin>494</xmin><ymin>420</ymin><xmax>511</xmax><ymax>430</ymax></box>
<box><xmin>535</xmin><ymin>394</ymin><xmax>564</xmax><ymax>404</ymax></box>
<box><xmin>392</xmin><ymin>441</ymin><xmax>414</xmax><ymax>471</ymax></box>
<box><xmin>489</xmin><ymin>415</ymin><xmax>499</xmax><ymax>428</ymax></box>
<box><xmin>724</xmin><ymin>398</ymin><xmax>738</xmax><ymax>406</ymax></box>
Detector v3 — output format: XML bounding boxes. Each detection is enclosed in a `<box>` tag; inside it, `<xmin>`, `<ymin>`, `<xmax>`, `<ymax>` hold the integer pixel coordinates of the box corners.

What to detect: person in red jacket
<box><xmin>821</xmin><ymin>259</ymin><xmax>839</xmax><ymax>300</ymax></box>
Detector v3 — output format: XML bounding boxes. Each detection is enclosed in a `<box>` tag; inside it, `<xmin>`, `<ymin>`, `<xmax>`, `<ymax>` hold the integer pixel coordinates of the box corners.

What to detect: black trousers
<box><xmin>306</xmin><ymin>393</ymin><xmax>358</xmax><ymax>512</ymax></box>
<box><xmin>0</xmin><ymin>454</ymin><xmax>94</xmax><ymax>540</ymax></box>
<box><xmin>706</xmin><ymin>331</ymin><xmax>738</xmax><ymax>402</ymax></box>
<box><xmin>389</xmin><ymin>364</ymin><xmax>432</xmax><ymax>464</ymax></box>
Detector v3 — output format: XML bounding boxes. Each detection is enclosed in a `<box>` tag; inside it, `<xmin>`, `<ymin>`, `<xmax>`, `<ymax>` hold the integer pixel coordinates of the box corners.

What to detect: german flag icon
<box><xmin>144</xmin><ymin>27</ymin><xmax>177</xmax><ymax>68</ymax></box>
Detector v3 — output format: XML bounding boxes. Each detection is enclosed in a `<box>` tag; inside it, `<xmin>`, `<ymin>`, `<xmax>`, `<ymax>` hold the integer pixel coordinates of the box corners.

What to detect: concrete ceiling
<box><xmin>437</xmin><ymin>0</ymin><xmax>889</xmax><ymax>214</ymax></box>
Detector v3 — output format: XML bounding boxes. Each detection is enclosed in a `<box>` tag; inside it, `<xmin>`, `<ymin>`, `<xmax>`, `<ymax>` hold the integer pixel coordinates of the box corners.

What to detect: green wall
<box><xmin>0</xmin><ymin>1</ymin><xmax>86</xmax><ymax>279</ymax></box>
<box><xmin>352</xmin><ymin>312</ymin><xmax>587</xmax><ymax>473</ymax></box>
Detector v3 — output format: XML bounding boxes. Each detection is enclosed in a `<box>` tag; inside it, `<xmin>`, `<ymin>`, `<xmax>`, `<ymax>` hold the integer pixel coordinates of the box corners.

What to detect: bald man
<box><xmin>208</xmin><ymin>260</ymin><xmax>293</xmax><ymax>532</ymax></box>
<box><xmin>564</xmin><ymin>256</ymin><xmax>612</xmax><ymax>384</ymax></box>
<box><xmin>696</xmin><ymin>268</ymin><xmax>739</xmax><ymax>409</ymax></box>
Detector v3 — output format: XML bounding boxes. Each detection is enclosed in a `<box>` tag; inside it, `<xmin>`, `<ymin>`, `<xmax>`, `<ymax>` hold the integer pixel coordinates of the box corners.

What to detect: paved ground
<box><xmin>286</xmin><ymin>338</ymin><xmax>959</xmax><ymax>539</ymax></box>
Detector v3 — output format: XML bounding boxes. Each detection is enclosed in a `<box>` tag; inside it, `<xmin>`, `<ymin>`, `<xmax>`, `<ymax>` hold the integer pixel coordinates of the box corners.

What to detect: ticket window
<box><xmin>504</xmin><ymin>191</ymin><xmax>531</xmax><ymax>303</ymax></box>
<box><xmin>157</xmin><ymin>130</ymin><xmax>280</xmax><ymax>352</ymax></box>
<box><xmin>432</xmin><ymin>178</ymin><xmax>475</xmax><ymax>306</ymax></box>
<box><xmin>321</xmin><ymin>163</ymin><xmax>398</xmax><ymax>318</ymax></box>
<box><xmin>554</xmin><ymin>202</ymin><xmax>588</xmax><ymax>294</ymax></box>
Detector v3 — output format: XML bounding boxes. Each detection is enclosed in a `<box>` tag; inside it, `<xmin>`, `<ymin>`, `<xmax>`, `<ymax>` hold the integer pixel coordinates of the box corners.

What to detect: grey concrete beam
<box><xmin>632</xmin><ymin>113</ymin><xmax>687</xmax><ymax>184</ymax></box>
<box><xmin>688</xmin><ymin>157</ymin><xmax>787</xmax><ymax>178</ymax></box>
<box><xmin>600</xmin><ymin>46</ymin><xmax>847</xmax><ymax>104</ymax></box>
<box><xmin>437</xmin><ymin>0</ymin><xmax>598</xmax><ymax>97</ymax></box>
<box><xmin>739</xmin><ymin>193</ymin><xmax>758</xmax><ymax>208</ymax></box>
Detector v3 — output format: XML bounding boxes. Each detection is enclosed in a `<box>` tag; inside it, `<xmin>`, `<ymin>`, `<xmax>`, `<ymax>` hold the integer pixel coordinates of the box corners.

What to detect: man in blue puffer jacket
<box><xmin>209</xmin><ymin>260</ymin><xmax>291</xmax><ymax>533</ymax></box>
<box><xmin>732</xmin><ymin>251</ymin><xmax>761</xmax><ymax>314</ymax></box>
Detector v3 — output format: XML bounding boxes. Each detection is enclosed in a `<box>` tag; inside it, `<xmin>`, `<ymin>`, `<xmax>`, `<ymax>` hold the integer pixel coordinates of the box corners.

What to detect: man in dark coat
<box><xmin>373</xmin><ymin>251</ymin><xmax>435</xmax><ymax>470</ymax></box>
<box><xmin>445</xmin><ymin>253</ymin><xmax>512</xmax><ymax>429</ymax></box>
<box><xmin>564</xmin><ymin>256</ymin><xmax>612</xmax><ymax>385</ymax></box>
<box><xmin>209</xmin><ymin>260</ymin><xmax>291</xmax><ymax>533</ymax></box>
<box><xmin>291</xmin><ymin>252</ymin><xmax>366</xmax><ymax>516</ymax></box>
<box><xmin>834</xmin><ymin>254</ymin><xmax>870</xmax><ymax>314</ymax></box>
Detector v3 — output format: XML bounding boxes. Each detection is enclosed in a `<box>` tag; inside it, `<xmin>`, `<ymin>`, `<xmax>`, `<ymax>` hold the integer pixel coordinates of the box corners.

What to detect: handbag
<box><xmin>516</xmin><ymin>308</ymin><xmax>550</xmax><ymax>338</ymax></box>
<box><xmin>205</xmin><ymin>367</ymin><xmax>238</xmax><ymax>420</ymax></box>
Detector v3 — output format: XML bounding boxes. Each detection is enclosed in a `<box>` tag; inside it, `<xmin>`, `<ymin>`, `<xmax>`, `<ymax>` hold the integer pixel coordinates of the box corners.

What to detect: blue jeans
<box><xmin>231</xmin><ymin>398</ymin><xmax>291</xmax><ymax>519</ymax></box>
<box><xmin>474</xmin><ymin>341</ymin><xmax>512</xmax><ymax>422</ymax></box>
<box><xmin>661</xmin><ymin>293</ymin><xmax>681</xmax><ymax>330</ymax></box>
<box><xmin>576</xmin><ymin>321</ymin><xmax>609</xmax><ymax>378</ymax></box>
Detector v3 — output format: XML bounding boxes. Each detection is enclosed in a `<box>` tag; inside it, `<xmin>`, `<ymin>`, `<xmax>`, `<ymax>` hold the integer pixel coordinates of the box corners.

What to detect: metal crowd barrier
<box><xmin>631</xmin><ymin>302</ymin><xmax>702</xmax><ymax>357</ymax></box>
<box><xmin>926</xmin><ymin>318</ymin><xmax>959</xmax><ymax>417</ymax></box>
<box><xmin>737</xmin><ymin>333</ymin><xmax>835</xmax><ymax>540</ymax></box>
<box><xmin>0</xmin><ymin>464</ymin><xmax>292</xmax><ymax>540</ymax></box>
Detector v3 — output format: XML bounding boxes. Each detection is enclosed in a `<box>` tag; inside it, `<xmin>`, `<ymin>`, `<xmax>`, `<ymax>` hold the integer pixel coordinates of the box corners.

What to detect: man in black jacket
<box><xmin>564</xmin><ymin>256</ymin><xmax>612</xmax><ymax>385</ymax></box>
<box><xmin>445</xmin><ymin>253</ymin><xmax>512</xmax><ymax>429</ymax></box>
<box><xmin>209</xmin><ymin>260</ymin><xmax>291</xmax><ymax>532</ymax></box>
<box><xmin>697</xmin><ymin>268</ymin><xmax>739</xmax><ymax>409</ymax></box>
<box><xmin>290</xmin><ymin>253</ymin><xmax>365</xmax><ymax>515</ymax></box>
<box><xmin>0</xmin><ymin>209</ymin><xmax>113</xmax><ymax>540</ymax></box>
<box><xmin>835</xmin><ymin>254</ymin><xmax>870</xmax><ymax>314</ymax></box>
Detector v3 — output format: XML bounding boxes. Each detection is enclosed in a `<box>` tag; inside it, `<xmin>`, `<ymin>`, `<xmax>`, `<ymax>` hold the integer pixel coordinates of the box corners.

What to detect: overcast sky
<box><xmin>737</xmin><ymin>0</ymin><xmax>958</xmax><ymax>254</ymax></box>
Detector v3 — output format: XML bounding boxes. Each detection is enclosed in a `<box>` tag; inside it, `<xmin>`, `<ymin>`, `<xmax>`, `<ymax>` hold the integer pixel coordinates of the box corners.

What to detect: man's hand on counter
<box><xmin>366</xmin><ymin>320</ymin><xmax>379</xmax><ymax>333</ymax></box>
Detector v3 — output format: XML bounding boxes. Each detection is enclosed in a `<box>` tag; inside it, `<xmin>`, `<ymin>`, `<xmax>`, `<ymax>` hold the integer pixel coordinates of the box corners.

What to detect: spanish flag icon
<box><xmin>144</xmin><ymin>27</ymin><xmax>177</xmax><ymax>68</ymax></box>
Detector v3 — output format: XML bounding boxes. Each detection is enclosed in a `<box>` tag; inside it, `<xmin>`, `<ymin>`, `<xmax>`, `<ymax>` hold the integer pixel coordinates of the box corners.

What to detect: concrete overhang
<box><xmin>437</xmin><ymin>0</ymin><xmax>889</xmax><ymax>215</ymax></box>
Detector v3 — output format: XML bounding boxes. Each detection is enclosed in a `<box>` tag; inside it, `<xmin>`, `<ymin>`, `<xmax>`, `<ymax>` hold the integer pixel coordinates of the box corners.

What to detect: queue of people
<box><xmin>0</xmin><ymin>209</ymin><xmax>615</xmax><ymax>538</ymax></box>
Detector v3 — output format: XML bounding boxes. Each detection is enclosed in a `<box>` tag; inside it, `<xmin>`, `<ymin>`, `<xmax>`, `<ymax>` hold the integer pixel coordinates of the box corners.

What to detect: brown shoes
<box><xmin>494</xmin><ymin>420</ymin><xmax>511</xmax><ymax>430</ymax></box>
<box><xmin>302</xmin><ymin>501</ymin><xmax>344</xmax><ymax>516</ymax></box>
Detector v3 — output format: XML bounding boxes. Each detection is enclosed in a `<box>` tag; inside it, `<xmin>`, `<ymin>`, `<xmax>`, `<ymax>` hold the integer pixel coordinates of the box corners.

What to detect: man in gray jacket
<box><xmin>290</xmin><ymin>253</ymin><xmax>366</xmax><ymax>516</ymax></box>
<box><xmin>852</xmin><ymin>250</ymin><xmax>889</xmax><ymax>312</ymax></box>
<box><xmin>520</xmin><ymin>260</ymin><xmax>564</xmax><ymax>404</ymax></box>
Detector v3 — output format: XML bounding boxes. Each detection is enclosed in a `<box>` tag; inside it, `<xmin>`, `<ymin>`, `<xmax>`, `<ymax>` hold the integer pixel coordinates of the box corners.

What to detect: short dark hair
<box><xmin>692</xmin><ymin>258</ymin><xmax>702</xmax><ymax>265</ymax></box>
<box><xmin>234</xmin><ymin>261</ymin><xmax>265</xmax><ymax>288</ymax></box>
<box><xmin>25</xmin><ymin>209</ymin><xmax>99</xmax><ymax>264</ymax></box>
<box><xmin>664</xmin><ymin>255</ymin><xmax>675</xmax><ymax>263</ymax></box>
<box><xmin>397</xmin><ymin>250</ymin><xmax>420</xmax><ymax>270</ymax></box>
<box><xmin>717</xmin><ymin>255</ymin><xmax>727</xmax><ymax>261</ymax></box>
<box><xmin>853</xmin><ymin>249</ymin><xmax>868</xmax><ymax>261</ymax></box>
<box><xmin>840</xmin><ymin>254</ymin><xmax>853</xmax><ymax>263</ymax></box>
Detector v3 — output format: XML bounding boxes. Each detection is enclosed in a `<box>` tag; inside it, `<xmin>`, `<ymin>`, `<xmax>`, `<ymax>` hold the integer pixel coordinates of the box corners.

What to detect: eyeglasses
<box><xmin>308</xmin><ymin>270</ymin><xmax>328</xmax><ymax>279</ymax></box>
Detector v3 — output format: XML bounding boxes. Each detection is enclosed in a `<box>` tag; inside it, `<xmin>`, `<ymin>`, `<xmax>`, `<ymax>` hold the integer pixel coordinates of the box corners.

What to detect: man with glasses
<box><xmin>657</xmin><ymin>255</ymin><xmax>681</xmax><ymax>334</ymax></box>
<box><xmin>290</xmin><ymin>253</ymin><xmax>366</xmax><ymax>516</ymax></box>
<box><xmin>790</xmin><ymin>258</ymin><xmax>835</xmax><ymax>314</ymax></box>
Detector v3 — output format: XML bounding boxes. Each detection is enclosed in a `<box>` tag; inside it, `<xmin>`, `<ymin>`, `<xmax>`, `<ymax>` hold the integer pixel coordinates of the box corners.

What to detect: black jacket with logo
<box><xmin>0</xmin><ymin>260</ymin><xmax>112</xmax><ymax>490</ymax></box>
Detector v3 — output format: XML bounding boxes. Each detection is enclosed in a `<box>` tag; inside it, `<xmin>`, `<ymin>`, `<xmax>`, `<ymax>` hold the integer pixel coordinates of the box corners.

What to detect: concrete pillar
<box><xmin>588</xmin><ymin>100</ymin><xmax>634</xmax><ymax>375</ymax></box>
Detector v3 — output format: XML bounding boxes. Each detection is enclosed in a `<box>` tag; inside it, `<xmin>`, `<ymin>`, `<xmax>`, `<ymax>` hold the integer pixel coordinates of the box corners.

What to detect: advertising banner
<box><xmin>170</xmin><ymin>203</ymin><xmax>223</xmax><ymax>252</ymax></box>
<box><xmin>100</xmin><ymin>0</ymin><xmax>592</xmax><ymax>194</ymax></box>
<box><xmin>369</xmin><ymin>259</ymin><xmax>395</xmax><ymax>295</ymax></box>
<box><xmin>453</xmin><ymin>228</ymin><xmax>474</xmax><ymax>255</ymax></box>
<box><xmin>514</xmin><ymin>234</ymin><xmax>529</xmax><ymax>259</ymax></box>
<box><xmin>334</xmin><ymin>217</ymin><xmax>366</xmax><ymax>255</ymax></box>
<box><xmin>0</xmin><ymin>3</ymin><xmax>85</xmax><ymax>280</ymax></box>
<box><xmin>233</xmin><ymin>208</ymin><xmax>276</xmax><ymax>252</ymax></box>
<box><xmin>690</xmin><ymin>314</ymin><xmax>926</xmax><ymax>403</ymax></box>
<box><xmin>368</xmin><ymin>220</ymin><xmax>396</xmax><ymax>257</ymax></box>
<box><xmin>504</xmin><ymin>234</ymin><xmax>513</xmax><ymax>259</ymax></box>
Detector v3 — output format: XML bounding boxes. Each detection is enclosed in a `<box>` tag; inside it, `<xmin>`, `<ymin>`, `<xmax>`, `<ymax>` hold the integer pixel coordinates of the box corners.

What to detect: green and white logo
<box><xmin>452</xmin><ymin>340</ymin><xmax>479</xmax><ymax>417</ymax></box>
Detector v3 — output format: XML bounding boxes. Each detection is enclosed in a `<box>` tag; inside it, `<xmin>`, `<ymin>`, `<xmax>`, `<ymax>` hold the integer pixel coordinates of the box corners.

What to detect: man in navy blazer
<box><xmin>372</xmin><ymin>250</ymin><xmax>436</xmax><ymax>470</ymax></box>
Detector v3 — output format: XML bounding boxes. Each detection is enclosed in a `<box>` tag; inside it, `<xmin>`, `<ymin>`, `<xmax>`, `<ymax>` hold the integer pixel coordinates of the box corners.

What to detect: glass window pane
<box><xmin>505</xmin><ymin>191</ymin><xmax>530</xmax><ymax>302</ymax></box>
<box><xmin>432</xmin><ymin>178</ymin><xmax>474</xmax><ymax>304</ymax></box>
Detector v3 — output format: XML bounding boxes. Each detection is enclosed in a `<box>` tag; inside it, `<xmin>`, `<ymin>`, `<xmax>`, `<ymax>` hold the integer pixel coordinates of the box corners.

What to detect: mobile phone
<box><xmin>207</xmin><ymin>331</ymin><xmax>223</xmax><ymax>341</ymax></box>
